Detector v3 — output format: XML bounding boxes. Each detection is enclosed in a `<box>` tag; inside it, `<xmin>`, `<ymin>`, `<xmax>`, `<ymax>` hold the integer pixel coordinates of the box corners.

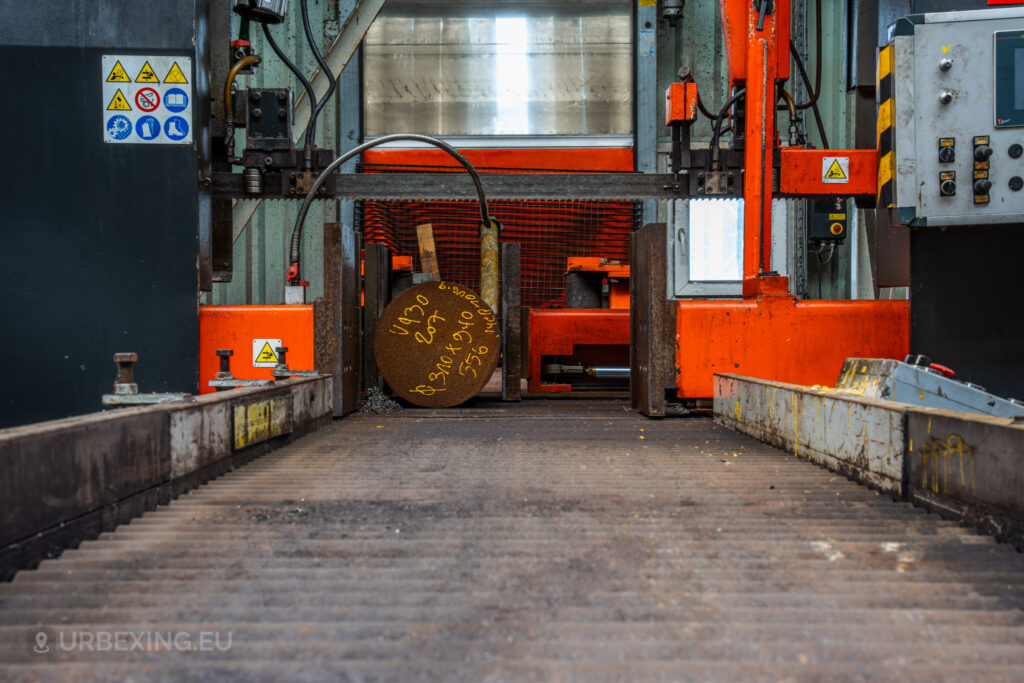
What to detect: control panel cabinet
<box><xmin>886</xmin><ymin>8</ymin><xmax>1024</xmax><ymax>225</ymax></box>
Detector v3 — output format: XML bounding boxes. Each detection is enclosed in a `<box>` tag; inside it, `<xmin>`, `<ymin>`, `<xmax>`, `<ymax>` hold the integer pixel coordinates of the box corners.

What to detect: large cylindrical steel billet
<box><xmin>374</xmin><ymin>281</ymin><xmax>500</xmax><ymax>408</ymax></box>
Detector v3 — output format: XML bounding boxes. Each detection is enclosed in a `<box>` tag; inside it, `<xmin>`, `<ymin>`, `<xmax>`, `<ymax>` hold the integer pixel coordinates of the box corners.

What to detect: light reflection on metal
<box><xmin>364</xmin><ymin>2</ymin><xmax>632</xmax><ymax>136</ymax></box>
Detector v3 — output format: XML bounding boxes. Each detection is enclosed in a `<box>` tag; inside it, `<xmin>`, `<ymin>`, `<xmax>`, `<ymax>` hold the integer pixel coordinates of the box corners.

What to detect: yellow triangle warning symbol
<box><xmin>164</xmin><ymin>61</ymin><xmax>188</xmax><ymax>84</ymax></box>
<box><xmin>106</xmin><ymin>60</ymin><xmax>130</xmax><ymax>82</ymax></box>
<box><xmin>255</xmin><ymin>342</ymin><xmax>278</xmax><ymax>364</ymax></box>
<box><xmin>106</xmin><ymin>89</ymin><xmax>131</xmax><ymax>111</ymax></box>
<box><xmin>135</xmin><ymin>61</ymin><xmax>160</xmax><ymax>83</ymax></box>
<box><xmin>824</xmin><ymin>159</ymin><xmax>848</xmax><ymax>180</ymax></box>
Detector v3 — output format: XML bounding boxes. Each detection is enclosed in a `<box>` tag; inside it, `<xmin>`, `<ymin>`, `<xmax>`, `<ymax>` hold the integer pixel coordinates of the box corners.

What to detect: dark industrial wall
<box><xmin>910</xmin><ymin>226</ymin><xmax>1024</xmax><ymax>400</ymax></box>
<box><xmin>0</xmin><ymin>1</ymin><xmax>207</xmax><ymax>428</ymax></box>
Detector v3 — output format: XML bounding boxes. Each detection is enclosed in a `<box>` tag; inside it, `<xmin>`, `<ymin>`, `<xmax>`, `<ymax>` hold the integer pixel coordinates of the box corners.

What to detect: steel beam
<box><xmin>214</xmin><ymin>172</ymin><xmax>688</xmax><ymax>201</ymax></box>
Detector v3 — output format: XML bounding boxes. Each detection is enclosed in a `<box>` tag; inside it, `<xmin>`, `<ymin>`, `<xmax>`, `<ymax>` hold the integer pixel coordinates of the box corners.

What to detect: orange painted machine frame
<box><xmin>667</xmin><ymin>0</ymin><xmax>906</xmax><ymax>399</ymax></box>
<box><xmin>675</xmin><ymin>297</ymin><xmax>910</xmax><ymax>398</ymax></box>
<box><xmin>198</xmin><ymin>305</ymin><xmax>315</xmax><ymax>395</ymax></box>
<box><xmin>778</xmin><ymin>148</ymin><xmax>878</xmax><ymax>197</ymax></box>
<box><xmin>566</xmin><ymin>257</ymin><xmax>631</xmax><ymax>310</ymax></box>
<box><xmin>527</xmin><ymin>309</ymin><xmax>630</xmax><ymax>393</ymax></box>
<box><xmin>665</xmin><ymin>82</ymin><xmax>700</xmax><ymax>125</ymax></box>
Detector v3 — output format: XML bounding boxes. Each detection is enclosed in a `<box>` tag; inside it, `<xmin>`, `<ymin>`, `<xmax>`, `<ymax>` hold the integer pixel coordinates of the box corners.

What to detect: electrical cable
<box><xmin>261</xmin><ymin>22</ymin><xmax>318</xmax><ymax>146</ymax></box>
<box><xmin>790</xmin><ymin>0</ymin><xmax>822</xmax><ymax>111</ymax></box>
<box><xmin>289</xmin><ymin>134</ymin><xmax>493</xmax><ymax>276</ymax></box>
<box><xmin>790</xmin><ymin>40</ymin><xmax>830</xmax><ymax>149</ymax></box>
<box><xmin>708</xmin><ymin>88</ymin><xmax>745</xmax><ymax>168</ymax></box>
<box><xmin>300</xmin><ymin>0</ymin><xmax>337</xmax><ymax>149</ymax></box>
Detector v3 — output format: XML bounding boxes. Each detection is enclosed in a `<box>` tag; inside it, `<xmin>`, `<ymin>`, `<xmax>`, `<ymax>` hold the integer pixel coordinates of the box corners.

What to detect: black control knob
<box><xmin>974</xmin><ymin>178</ymin><xmax>993</xmax><ymax>194</ymax></box>
<box><xmin>938</xmin><ymin>146</ymin><xmax>955</xmax><ymax>163</ymax></box>
<box><xmin>940</xmin><ymin>179</ymin><xmax>957</xmax><ymax>196</ymax></box>
<box><xmin>1010</xmin><ymin>144</ymin><xmax>1023</xmax><ymax>159</ymax></box>
<box><xmin>975</xmin><ymin>145</ymin><xmax>994</xmax><ymax>161</ymax></box>
<box><xmin>1010</xmin><ymin>176</ymin><xmax>1023</xmax><ymax>191</ymax></box>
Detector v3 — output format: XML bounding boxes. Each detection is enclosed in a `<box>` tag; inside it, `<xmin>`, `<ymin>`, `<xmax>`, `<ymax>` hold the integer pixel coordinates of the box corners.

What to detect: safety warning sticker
<box><xmin>822</xmin><ymin>156</ymin><xmax>850</xmax><ymax>184</ymax></box>
<box><xmin>253</xmin><ymin>339</ymin><xmax>282</xmax><ymax>368</ymax></box>
<box><xmin>102</xmin><ymin>55</ymin><xmax>192</xmax><ymax>144</ymax></box>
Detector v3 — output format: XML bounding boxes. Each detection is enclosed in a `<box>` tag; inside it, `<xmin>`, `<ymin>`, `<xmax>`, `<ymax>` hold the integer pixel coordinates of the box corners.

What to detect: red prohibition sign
<box><xmin>135</xmin><ymin>87</ymin><xmax>160</xmax><ymax>112</ymax></box>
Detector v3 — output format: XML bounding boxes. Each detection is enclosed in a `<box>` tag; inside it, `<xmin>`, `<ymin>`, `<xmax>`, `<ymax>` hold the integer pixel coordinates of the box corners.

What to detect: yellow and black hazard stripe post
<box><xmin>877</xmin><ymin>44</ymin><xmax>896</xmax><ymax>208</ymax></box>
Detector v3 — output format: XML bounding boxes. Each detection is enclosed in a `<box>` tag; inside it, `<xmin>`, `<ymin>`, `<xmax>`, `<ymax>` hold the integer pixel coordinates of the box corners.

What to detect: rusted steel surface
<box><xmin>716</xmin><ymin>373</ymin><xmax>1024</xmax><ymax>549</ymax></box>
<box><xmin>501</xmin><ymin>243</ymin><xmax>522</xmax><ymax>402</ymax></box>
<box><xmin>715</xmin><ymin>373</ymin><xmax>908</xmax><ymax>495</ymax></box>
<box><xmin>3</xmin><ymin>400</ymin><xmax>1024</xmax><ymax>679</ymax></box>
<box><xmin>630</xmin><ymin>223</ymin><xmax>674</xmax><ymax>417</ymax></box>
<box><xmin>362</xmin><ymin>243</ymin><xmax>391</xmax><ymax>392</ymax></box>
<box><xmin>315</xmin><ymin>223</ymin><xmax>360</xmax><ymax>417</ymax></box>
<box><xmin>0</xmin><ymin>377</ymin><xmax>334</xmax><ymax>581</ymax></box>
<box><xmin>374</xmin><ymin>282</ymin><xmax>500</xmax><ymax>408</ymax></box>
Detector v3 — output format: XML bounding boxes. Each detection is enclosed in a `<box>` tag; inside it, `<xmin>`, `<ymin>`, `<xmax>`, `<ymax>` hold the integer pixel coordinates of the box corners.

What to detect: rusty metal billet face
<box><xmin>374</xmin><ymin>281</ymin><xmax>500</xmax><ymax>408</ymax></box>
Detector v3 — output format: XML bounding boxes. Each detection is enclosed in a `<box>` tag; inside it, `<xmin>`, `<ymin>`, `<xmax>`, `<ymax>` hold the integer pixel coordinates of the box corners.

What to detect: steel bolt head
<box><xmin>216</xmin><ymin>349</ymin><xmax>234</xmax><ymax>357</ymax></box>
<box><xmin>113</xmin><ymin>352</ymin><xmax>138</xmax><ymax>363</ymax></box>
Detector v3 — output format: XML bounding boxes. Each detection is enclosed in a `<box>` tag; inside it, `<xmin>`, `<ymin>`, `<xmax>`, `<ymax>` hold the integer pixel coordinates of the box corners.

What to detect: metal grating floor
<box><xmin>2</xmin><ymin>400</ymin><xmax>1024</xmax><ymax>680</ymax></box>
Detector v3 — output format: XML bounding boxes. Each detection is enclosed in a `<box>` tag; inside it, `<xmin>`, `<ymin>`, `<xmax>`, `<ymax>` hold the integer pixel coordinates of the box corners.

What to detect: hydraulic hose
<box><xmin>261</xmin><ymin>22</ymin><xmax>318</xmax><ymax>147</ymax></box>
<box><xmin>300</xmin><ymin>0</ymin><xmax>337</xmax><ymax>147</ymax></box>
<box><xmin>225</xmin><ymin>55</ymin><xmax>262</xmax><ymax>124</ymax></box>
<box><xmin>708</xmin><ymin>88</ymin><xmax>745</xmax><ymax>169</ymax></box>
<box><xmin>289</xmin><ymin>134</ymin><xmax>492</xmax><ymax>274</ymax></box>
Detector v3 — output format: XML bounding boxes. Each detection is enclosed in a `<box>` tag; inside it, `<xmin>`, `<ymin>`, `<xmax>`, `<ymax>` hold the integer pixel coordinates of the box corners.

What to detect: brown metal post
<box><xmin>363</xmin><ymin>243</ymin><xmax>392</xmax><ymax>391</ymax></box>
<box><xmin>630</xmin><ymin>224</ymin><xmax>674</xmax><ymax>417</ymax></box>
<box><xmin>502</xmin><ymin>243</ymin><xmax>522</xmax><ymax>402</ymax></box>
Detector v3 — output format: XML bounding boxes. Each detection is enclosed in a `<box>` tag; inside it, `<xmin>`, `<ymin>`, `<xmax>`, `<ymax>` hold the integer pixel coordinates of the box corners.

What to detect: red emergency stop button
<box><xmin>829</xmin><ymin>222</ymin><xmax>844</xmax><ymax>235</ymax></box>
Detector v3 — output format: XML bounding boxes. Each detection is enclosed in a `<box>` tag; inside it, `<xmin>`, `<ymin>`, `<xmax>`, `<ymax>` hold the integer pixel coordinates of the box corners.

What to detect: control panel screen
<box><xmin>994</xmin><ymin>30</ymin><xmax>1024</xmax><ymax>127</ymax></box>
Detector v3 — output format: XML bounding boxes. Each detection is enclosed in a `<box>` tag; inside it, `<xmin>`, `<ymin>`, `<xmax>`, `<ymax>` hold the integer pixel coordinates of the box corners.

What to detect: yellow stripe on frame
<box><xmin>877</xmin><ymin>100</ymin><xmax>893</xmax><ymax>145</ymax></box>
<box><xmin>878</xmin><ymin>151</ymin><xmax>895</xmax><ymax>188</ymax></box>
<box><xmin>878</xmin><ymin>45</ymin><xmax>894</xmax><ymax>81</ymax></box>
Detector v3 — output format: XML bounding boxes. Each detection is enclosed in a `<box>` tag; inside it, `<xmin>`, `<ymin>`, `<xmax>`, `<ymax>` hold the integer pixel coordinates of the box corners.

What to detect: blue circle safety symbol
<box><xmin>164</xmin><ymin>87</ymin><xmax>189</xmax><ymax>113</ymax></box>
<box><xmin>164</xmin><ymin>116</ymin><xmax>189</xmax><ymax>141</ymax></box>
<box><xmin>135</xmin><ymin>115</ymin><xmax>161</xmax><ymax>141</ymax></box>
<box><xmin>106</xmin><ymin>115</ymin><xmax>132</xmax><ymax>141</ymax></box>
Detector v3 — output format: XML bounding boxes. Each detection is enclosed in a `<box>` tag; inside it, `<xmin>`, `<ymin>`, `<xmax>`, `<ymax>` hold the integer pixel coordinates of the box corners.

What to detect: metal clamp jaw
<box><xmin>208</xmin><ymin>349</ymin><xmax>274</xmax><ymax>391</ymax></box>
<box><xmin>101</xmin><ymin>353</ymin><xmax>193</xmax><ymax>407</ymax></box>
<box><xmin>269</xmin><ymin>346</ymin><xmax>323</xmax><ymax>380</ymax></box>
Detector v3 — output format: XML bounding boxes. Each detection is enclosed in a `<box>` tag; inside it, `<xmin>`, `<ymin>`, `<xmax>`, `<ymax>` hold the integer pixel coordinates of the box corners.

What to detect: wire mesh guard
<box><xmin>357</xmin><ymin>164</ymin><xmax>642</xmax><ymax>310</ymax></box>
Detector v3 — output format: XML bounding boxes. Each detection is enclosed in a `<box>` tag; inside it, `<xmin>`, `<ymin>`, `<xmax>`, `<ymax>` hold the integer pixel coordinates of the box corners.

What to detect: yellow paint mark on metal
<box><xmin>879</xmin><ymin>44</ymin><xmax>894</xmax><ymax>80</ymax></box>
<box><xmin>734</xmin><ymin>400</ymin><xmax>742</xmax><ymax>423</ymax></box>
<box><xmin>792</xmin><ymin>394</ymin><xmax>799</xmax><ymax>457</ymax></box>
<box><xmin>909</xmin><ymin>438</ymin><xmax>913</xmax><ymax>452</ymax></box>
<box><xmin>232</xmin><ymin>396</ymin><xmax>292</xmax><ymax>450</ymax></box>
<box><xmin>920</xmin><ymin>390</ymin><xmax>924</xmax><ymax>401</ymax></box>
<box><xmin>877</xmin><ymin>101</ymin><xmax>893</xmax><ymax>139</ymax></box>
<box><xmin>479</xmin><ymin>220</ymin><xmax>500</xmax><ymax>313</ymax></box>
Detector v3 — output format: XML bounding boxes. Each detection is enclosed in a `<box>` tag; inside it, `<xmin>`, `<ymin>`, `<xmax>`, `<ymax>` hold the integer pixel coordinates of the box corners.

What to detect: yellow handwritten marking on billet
<box><xmin>106</xmin><ymin>89</ymin><xmax>131</xmax><ymax>111</ymax></box>
<box><xmin>135</xmin><ymin>60</ymin><xmax>160</xmax><ymax>83</ymax></box>
<box><xmin>106</xmin><ymin>60</ymin><xmax>130</xmax><ymax>82</ymax></box>
<box><xmin>164</xmin><ymin>61</ymin><xmax>188</xmax><ymax>83</ymax></box>
<box><xmin>941</xmin><ymin>45</ymin><xmax>952</xmax><ymax>54</ymax></box>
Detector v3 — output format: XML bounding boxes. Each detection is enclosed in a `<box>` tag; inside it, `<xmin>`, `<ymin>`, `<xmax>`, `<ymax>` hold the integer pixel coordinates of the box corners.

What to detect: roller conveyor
<box><xmin>2</xmin><ymin>400</ymin><xmax>1024</xmax><ymax>680</ymax></box>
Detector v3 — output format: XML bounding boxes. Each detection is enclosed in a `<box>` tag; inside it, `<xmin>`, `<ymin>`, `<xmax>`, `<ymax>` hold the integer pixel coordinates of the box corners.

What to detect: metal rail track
<box><xmin>2</xmin><ymin>400</ymin><xmax>1023</xmax><ymax>680</ymax></box>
